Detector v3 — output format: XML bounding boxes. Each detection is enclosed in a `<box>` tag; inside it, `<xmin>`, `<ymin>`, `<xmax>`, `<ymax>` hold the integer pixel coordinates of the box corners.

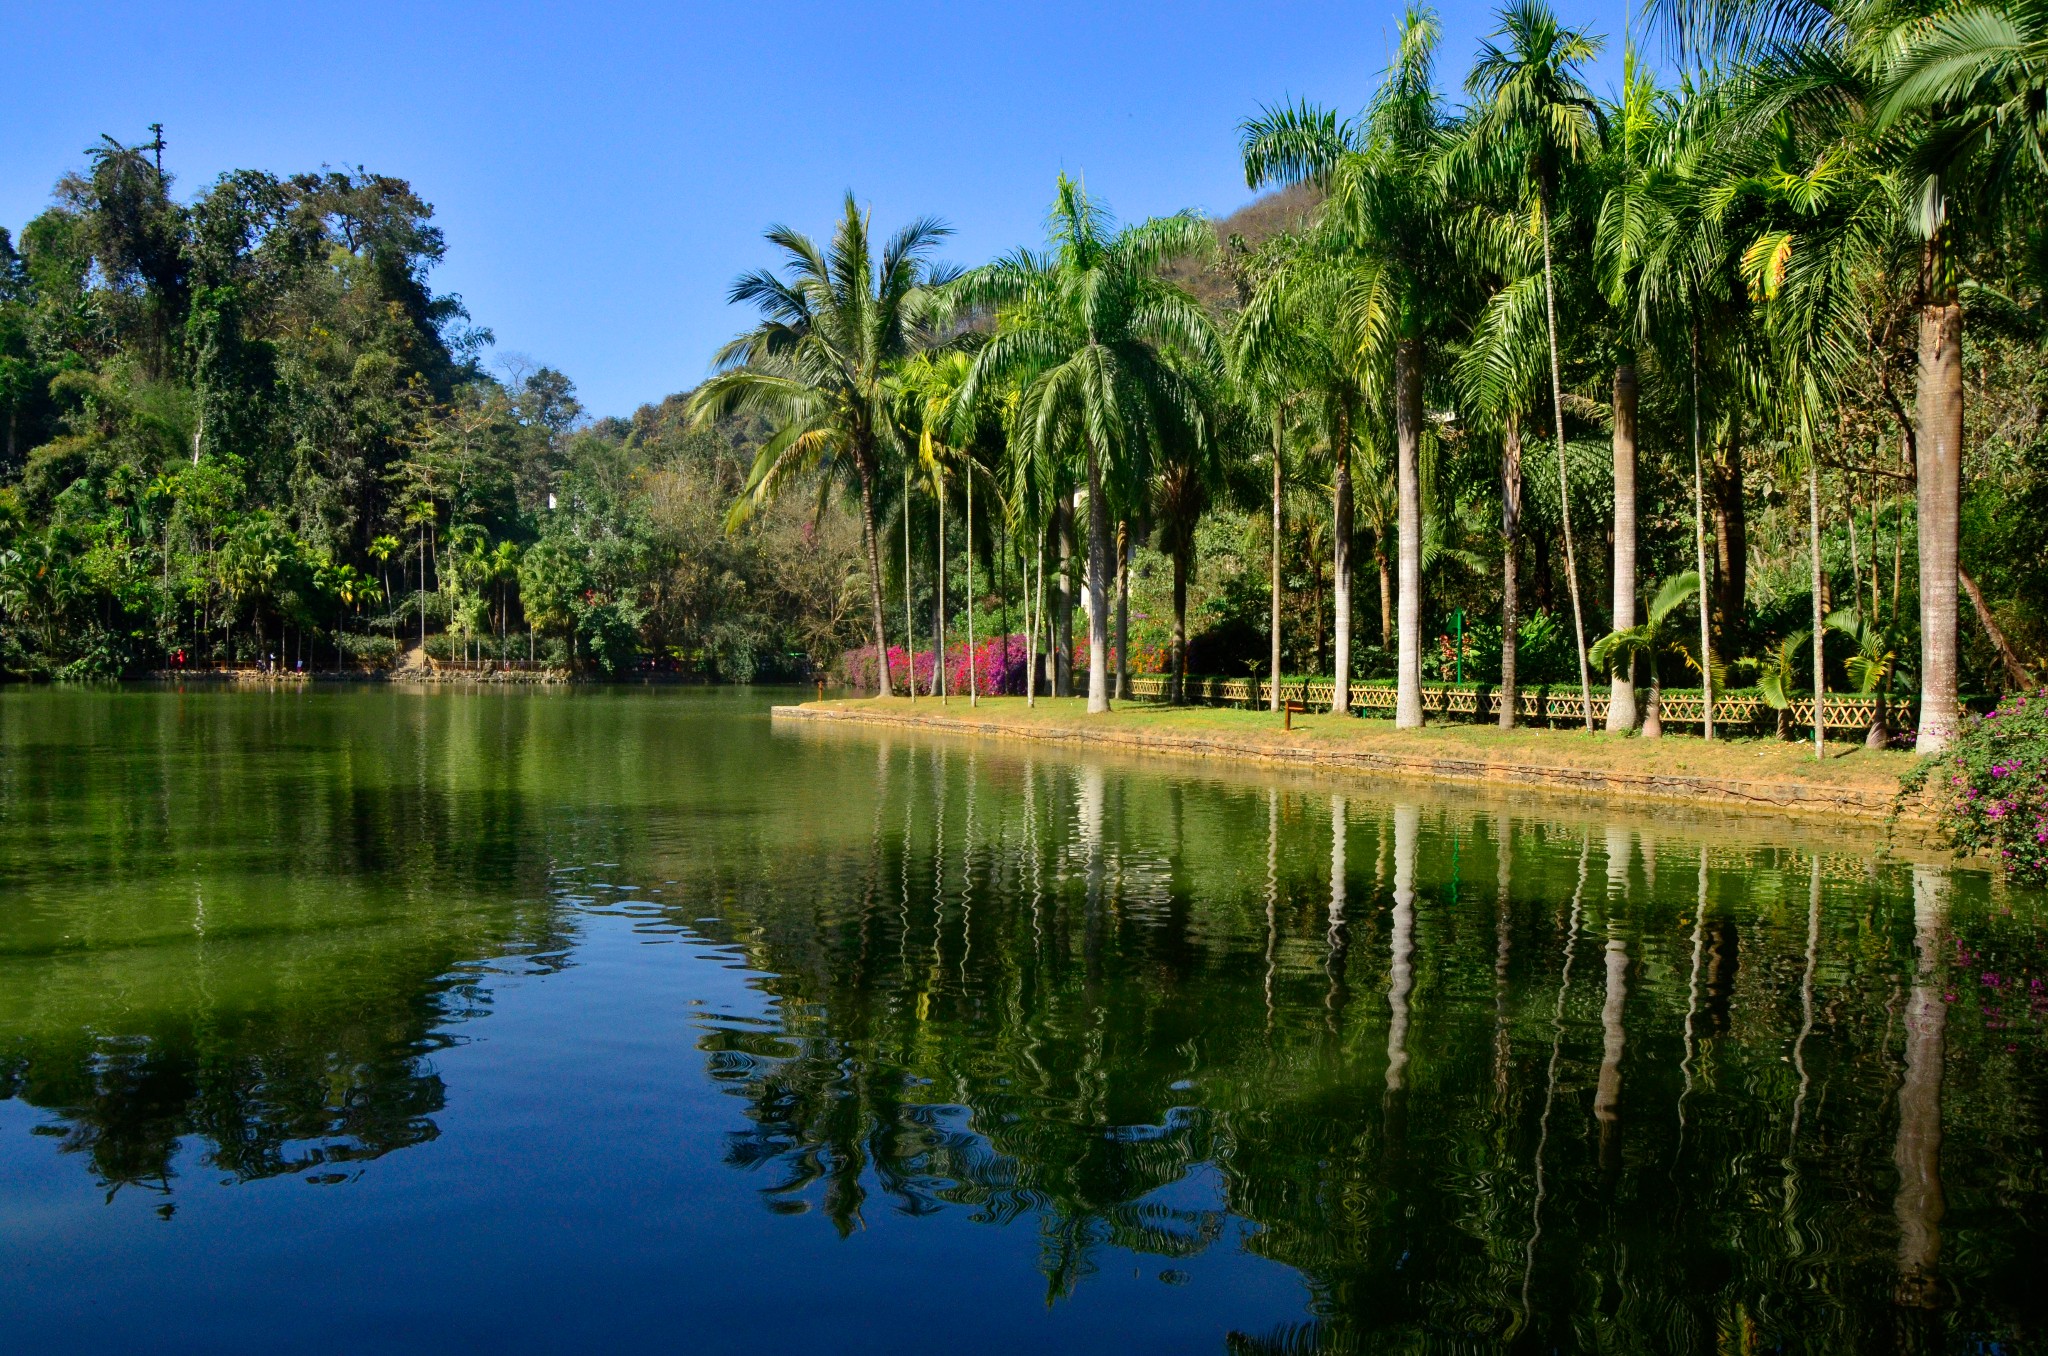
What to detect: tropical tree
<box><xmin>695</xmin><ymin>193</ymin><xmax>953</xmax><ymax>698</ymax></box>
<box><xmin>1590</xmin><ymin>570</ymin><xmax>1702</xmax><ymax>737</ymax></box>
<box><xmin>1231</xmin><ymin>231</ymin><xmax>1371</xmax><ymax>715</ymax></box>
<box><xmin>1462</xmin><ymin>0</ymin><xmax>1606</xmax><ymax>731</ymax></box>
<box><xmin>1241</xmin><ymin>6</ymin><xmax>1454</xmax><ymax>728</ymax></box>
<box><xmin>956</xmin><ymin>176</ymin><xmax>1218</xmax><ymax>713</ymax></box>
<box><xmin>1874</xmin><ymin>0</ymin><xmax>2048</xmax><ymax>747</ymax></box>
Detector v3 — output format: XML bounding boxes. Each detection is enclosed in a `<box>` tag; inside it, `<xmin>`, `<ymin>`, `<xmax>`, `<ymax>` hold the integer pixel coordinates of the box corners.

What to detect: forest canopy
<box><xmin>0</xmin><ymin>136</ymin><xmax>862</xmax><ymax>679</ymax></box>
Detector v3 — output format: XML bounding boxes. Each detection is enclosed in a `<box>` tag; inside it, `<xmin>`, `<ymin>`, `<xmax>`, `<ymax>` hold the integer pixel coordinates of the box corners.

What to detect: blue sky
<box><xmin>6</xmin><ymin>1</ymin><xmax>1634</xmax><ymax>419</ymax></box>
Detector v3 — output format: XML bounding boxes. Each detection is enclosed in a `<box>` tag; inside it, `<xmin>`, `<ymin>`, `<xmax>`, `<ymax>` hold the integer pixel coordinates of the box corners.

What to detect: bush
<box><xmin>338</xmin><ymin>633</ymin><xmax>399</xmax><ymax>666</ymax></box>
<box><xmin>1902</xmin><ymin>688</ymin><xmax>2048</xmax><ymax>885</ymax></box>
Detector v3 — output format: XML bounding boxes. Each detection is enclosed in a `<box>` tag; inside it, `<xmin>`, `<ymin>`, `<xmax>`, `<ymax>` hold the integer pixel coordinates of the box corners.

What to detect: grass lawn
<box><xmin>803</xmin><ymin>694</ymin><xmax>1917</xmax><ymax>800</ymax></box>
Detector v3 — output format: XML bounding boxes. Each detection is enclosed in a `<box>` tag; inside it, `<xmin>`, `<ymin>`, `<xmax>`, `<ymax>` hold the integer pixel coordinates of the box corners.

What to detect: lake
<box><xmin>0</xmin><ymin>686</ymin><xmax>2041</xmax><ymax>1353</ymax></box>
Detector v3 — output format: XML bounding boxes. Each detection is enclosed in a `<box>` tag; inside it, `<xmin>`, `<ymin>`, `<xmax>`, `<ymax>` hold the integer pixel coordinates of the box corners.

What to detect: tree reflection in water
<box><xmin>689</xmin><ymin>735</ymin><xmax>2045</xmax><ymax>1352</ymax></box>
<box><xmin>1</xmin><ymin>692</ymin><xmax>2040</xmax><ymax>1352</ymax></box>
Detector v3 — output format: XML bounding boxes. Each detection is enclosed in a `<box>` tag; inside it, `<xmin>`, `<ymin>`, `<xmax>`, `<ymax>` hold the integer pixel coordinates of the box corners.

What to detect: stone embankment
<box><xmin>775</xmin><ymin>697</ymin><xmax>1928</xmax><ymax>827</ymax></box>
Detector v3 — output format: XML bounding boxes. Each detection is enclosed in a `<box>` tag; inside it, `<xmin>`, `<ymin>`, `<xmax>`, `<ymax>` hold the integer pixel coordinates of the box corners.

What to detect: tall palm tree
<box><xmin>695</xmin><ymin>194</ymin><xmax>952</xmax><ymax>698</ymax></box>
<box><xmin>1231</xmin><ymin>233</ymin><xmax>1371</xmax><ymax>716</ymax></box>
<box><xmin>1242</xmin><ymin>6</ymin><xmax>1453</xmax><ymax>729</ymax></box>
<box><xmin>1875</xmin><ymin>2</ymin><xmax>2048</xmax><ymax>747</ymax></box>
<box><xmin>1463</xmin><ymin>0</ymin><xmax>1606</xmax><ymax>732</ymax></box>
<box><xmin>1592</xmin><ymin>54</ymin><xmax>1667</xmax><ymax>732</ymax></box>
<box><xmin>957</xmin><ymin>176</ymin><xmax>1218</xmax><ymax>714</ymax></box>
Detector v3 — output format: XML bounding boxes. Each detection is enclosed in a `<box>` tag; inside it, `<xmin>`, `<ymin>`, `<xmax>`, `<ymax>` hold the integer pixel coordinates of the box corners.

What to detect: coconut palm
<box><xmin>694</xmin><ymin>194</ymin><xmax>953</xmax><ymax>699</ymax></box>
<box><xmin>1462</xmin><ymin>0</ymin><xmax>1606</xmax><ymax>731</ymax></box>
<box><xmin>956</xmin><ymin>176</ymin><xmax>1219</xmax><ymax>714</ymax></box>
<box><xmin>1591</xmin><ymin>570</ymin><xmax>1702</xmax><ymax>737</ymax></box>
<box><xmin>1241</xmin><ymin>6</ymin><xmax>1454</xmax><ymax>728</ymax></box>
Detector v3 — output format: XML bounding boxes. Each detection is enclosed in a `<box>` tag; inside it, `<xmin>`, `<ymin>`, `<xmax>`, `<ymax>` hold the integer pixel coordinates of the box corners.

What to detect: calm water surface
<box><xmin>1</xmin><ymin>686</ymin><xmax>2043</xmax><ymax>1353</ymax></box>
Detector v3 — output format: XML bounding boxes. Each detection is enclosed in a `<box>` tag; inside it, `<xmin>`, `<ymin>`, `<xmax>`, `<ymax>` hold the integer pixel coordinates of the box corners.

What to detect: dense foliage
<box><xmin>0</xmin><ymin>142</ymin><xmax>865</xmax><ymax>678</ymax></box>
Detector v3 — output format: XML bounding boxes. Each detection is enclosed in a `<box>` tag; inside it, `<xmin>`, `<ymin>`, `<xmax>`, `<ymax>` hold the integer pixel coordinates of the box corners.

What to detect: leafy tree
<box><xmin>956</xmin><ymin>175</ymin><xmax>1219</xmax><ymax>713</ymax></box>
<box><xmin>693</xmin><ymin>195</ymin><xmax>950</xmax><ymax>698</ymax></box>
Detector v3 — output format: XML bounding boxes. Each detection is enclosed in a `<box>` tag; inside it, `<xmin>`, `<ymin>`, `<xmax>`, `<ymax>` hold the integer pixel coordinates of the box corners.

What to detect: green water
<box><xmin>0</xmin><ymin>685</ymin><xmax>2042</xmax><ymax>1353</ymax></box>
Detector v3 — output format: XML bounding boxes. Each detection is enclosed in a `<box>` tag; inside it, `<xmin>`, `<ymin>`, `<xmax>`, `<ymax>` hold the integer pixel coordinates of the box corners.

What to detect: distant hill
<box><xmin>1163</xmin><ymin>184</ymin><xmax>1323</xmax><ymax>315</ymax></box>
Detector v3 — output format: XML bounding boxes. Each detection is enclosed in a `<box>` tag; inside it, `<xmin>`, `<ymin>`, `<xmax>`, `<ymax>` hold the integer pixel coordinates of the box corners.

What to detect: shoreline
<box><xmin>774</xmin><ymin>697</ymin><xmax>1928</xmax><ymax>827</ymax></box>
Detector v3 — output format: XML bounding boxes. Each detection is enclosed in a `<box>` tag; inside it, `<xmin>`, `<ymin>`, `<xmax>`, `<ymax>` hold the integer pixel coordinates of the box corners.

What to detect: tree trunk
<box><xmin>1332</xmin><ymin>399</ymin><xmax>1354</xmax><ymax>717</ymax></box>
<box><xmin>1054</xmin><ymin>494</ymin><xmax>1074</xmax><ymax>697</ymax></box>
<box><xmin>1690</xmin><ymin>318</ymin><xmax>1714</xmax><ymax>741</ymax></box>
<box><xmin>966</xmin><ymin>462</ymin><xmax>977</xmax><ymax>704</ymax></box>
<box><xmin>1376</xmin><ymin>549</ymin><xmax>1392</xmax><ymax>649</ymax></box>
<box><xmin>1711</xmin><ymin>417</ymin><xmax>1747</xmax><ymax>651</ymax></box>
<box><xmin>1395</xmin><ymin>337</ymin><xmax>1424</xmax><ymax>728</ymax></box>
<box><xmin>1084</xmin><ymin>445</ymin><xmax>1111</xmax><ymax>713</ymax></box>
<box><xmin>1915</xmin><ymin>291</ymin><xmax>1963</xmax><ymax>754</ymax></box>
<box><xmin>1960</xmin><ymin>566</ymin><xmax>2036</xmax><ymax>688</ymax></box>
<box><xmin>1500</xmin><ymin>412</ymin><xmax>1523</xmax><ymax>729</ymax></box>
<box><xmin>1270</xmin><ymin>419</ymin><xmax>1284</xmax><ymax>712</ymax></box>
<box><xmin>1540</xmin><ymin>202</ymin><xmax>1593</xmax><ymax>731</ymax></box>
<box><xmin>1608</xmin><ymin>363</ymin><xmax>1640</xmax><ymax>731</ymax></box>
<box><xmin>935</xmin><ymin>473</ymin><xmax>947</xmax><ymax>701</ymax></box>
<box><xmin>1809</xmin><ymin>459</ymin><xmax>1826</xmax><ymax>759</ymax></box>
<box><xmin>1173</xmin><ymin>547</ymin><xmax>1189</xmax><ymax>705</ymax></box>
<box><xmin>904</xmin><ymin>465</ymin><xmax>917</xmax><ymax>700</ymax></box>
<box><xmin>1115</xmin><ymin>523</ymin><xmax>1131</xmax><ymax>701</ymax></box>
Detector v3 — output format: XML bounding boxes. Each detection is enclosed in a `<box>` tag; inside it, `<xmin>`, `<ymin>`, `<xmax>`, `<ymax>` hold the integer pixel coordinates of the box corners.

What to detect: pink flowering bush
<box><xmin>842</xmin><ymin>635</ymin><xmax>1032</xmax><ymax>696</ymax></box>
<box><xmin>1902</xmin><ymin>688</ymin><xmax>2048</xmax><ymax>885</ymax></box>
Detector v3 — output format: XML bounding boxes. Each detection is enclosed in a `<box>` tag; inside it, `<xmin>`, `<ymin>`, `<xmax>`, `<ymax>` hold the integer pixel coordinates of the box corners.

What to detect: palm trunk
<box><xmin>1084</xmin><ymin>443</ymin><xmax>1111</xmax><ymax>713</ymax></box>
<box><xmin>1395</xmin><ymin>337</ymin><xmax>1424</xmax><ymax>728</ymax></box>
<box><xmin>1270</xmin><ymin>418</ymin><xmax>1284</xmax><ymax>712</ymax></box>
<box><xmin>1540</xmin><ymin>201</ymin><xmax>1594</xmax><ymax>732</ymax></box>
<box><xmin>1690</xmin><ymin>316</ymin><xmax>1714</xmax><ymax>740</ymax></box>
<box><xmin>1054</xmin><ymin>494</ymin><xmax>1074</xmax><ymax>697</ymax></box>
<box><xmin>1915</xmin><ymin>276</ymin><xmax>1962</xmax><ymax>754</ymax></box>
<box><xmin>904</xmin><ymin>465</ymin><xmax>916</xmax><ymax>701</ymax></box>
<box><xmin>1115</xmin><ymin>523</ymin><xmax>1131</xmax><ymax>701</ymax></box>
<box><xmin>1809</xmin><ymin>458</ymin><xmax>1826</xmax><ymax>760</ymax></box>
<box><xmin>1332</xmin><ymin>400</ymin><xmax>1354</xmax><ymax>717</ymax></box>
<box><xmin>1172</xmin><ymin>547</ymin><xmax>1189</xmax><ymax>705</ymax></box>
<box><xmin>1376</xmin><ymin>548</ymin><xmax>1392</xmax><ymax>649</ymax></box>
<box><xmin>1712</xmin><ymin>417</ymin><xmax>1747</xmax><ymax>650</ymax></box>
<box><xmin>1027</xmin><ymin>534</ymin><xmax>1043</xmax><ymax>707</ymax></box>
<box><xmin>966</xmin><ymin>464</ymin><xmax>977</xmax><ymax>705</ymax></box>
<box><xmin>934</xmin><ymin>473</ymin><xmax>947</xmax><ymax>702</ymax></box>
<box><xmin>1608</xmin><ymin>363</ymin><xmax>1639</xmax><ymax>731</ymax></box>
<box><xmin>1500</xmin><ymin>412</ymin><xmax>1523</xmax><ymax>729</ymax></box>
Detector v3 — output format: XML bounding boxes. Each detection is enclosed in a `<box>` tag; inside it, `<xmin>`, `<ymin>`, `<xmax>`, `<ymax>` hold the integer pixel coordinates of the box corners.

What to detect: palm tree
<box><xmin>1875</xmin><ymin>1</ymin><xmax>2048</xmax><ymax>748</ymax></box>
<box><xmin>1592</xmin><ymin>54</ymin><xmax>1667</xmax><ymax>732</ymax></box>
<box><xmin>956</xmin><ymin>176</ymin><xmax>1219</xmax><ymax>714</ymax></box>
<box><xmin>1242</xmin><ymin>6</ymin><xmax>1453</xmax><ymax>728</ymax></box>
<box><xmin>1463</xmin><ymin>0</ymin><xmax>1606</xmax><ymax>732</ymax></box>
<box><xmin>1231</xmin><ymin>232</ymin><xmax>1371</xmax><ymax>716</ymax></box>
<box><xmin>1827</xmin><ymin>605</ymin><xmax>1909</xmax><ymax>747</ymax></box>
<box><xmin>694</xmin><ymin>193</ymin><xmax>953</xmax><ymax>699</ymax></box>
<box><xmin>1590</xmin><ymin>571</ymin><xmax>1702</xmax><ymax>737</ymax></box>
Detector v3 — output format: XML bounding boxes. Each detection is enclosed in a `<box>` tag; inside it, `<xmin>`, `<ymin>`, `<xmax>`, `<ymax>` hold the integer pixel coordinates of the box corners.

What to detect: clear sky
<box><xmin>6</xmin><ymin>1</ymin><xmax>1634</xmax><ymax>419</ymax></box>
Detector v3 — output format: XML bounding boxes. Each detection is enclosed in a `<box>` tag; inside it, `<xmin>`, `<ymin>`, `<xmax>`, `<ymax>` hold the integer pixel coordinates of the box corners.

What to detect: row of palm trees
<box><xmin>696</xmin><ymin>0</ymin><xmax>2044</xmax><ymax>755</ymax></box>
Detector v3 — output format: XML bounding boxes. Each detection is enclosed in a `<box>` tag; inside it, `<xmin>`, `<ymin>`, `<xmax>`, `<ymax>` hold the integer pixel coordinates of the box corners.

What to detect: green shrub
<box><xmin>338</xmin><ymin>633</ymin><xmax>399</xmax><ymax>666</ymax></box>
<box><xmin>1902</xmin><ymin>688</ymin><xmax>2048</xmax><ymax>885</ymax></box>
